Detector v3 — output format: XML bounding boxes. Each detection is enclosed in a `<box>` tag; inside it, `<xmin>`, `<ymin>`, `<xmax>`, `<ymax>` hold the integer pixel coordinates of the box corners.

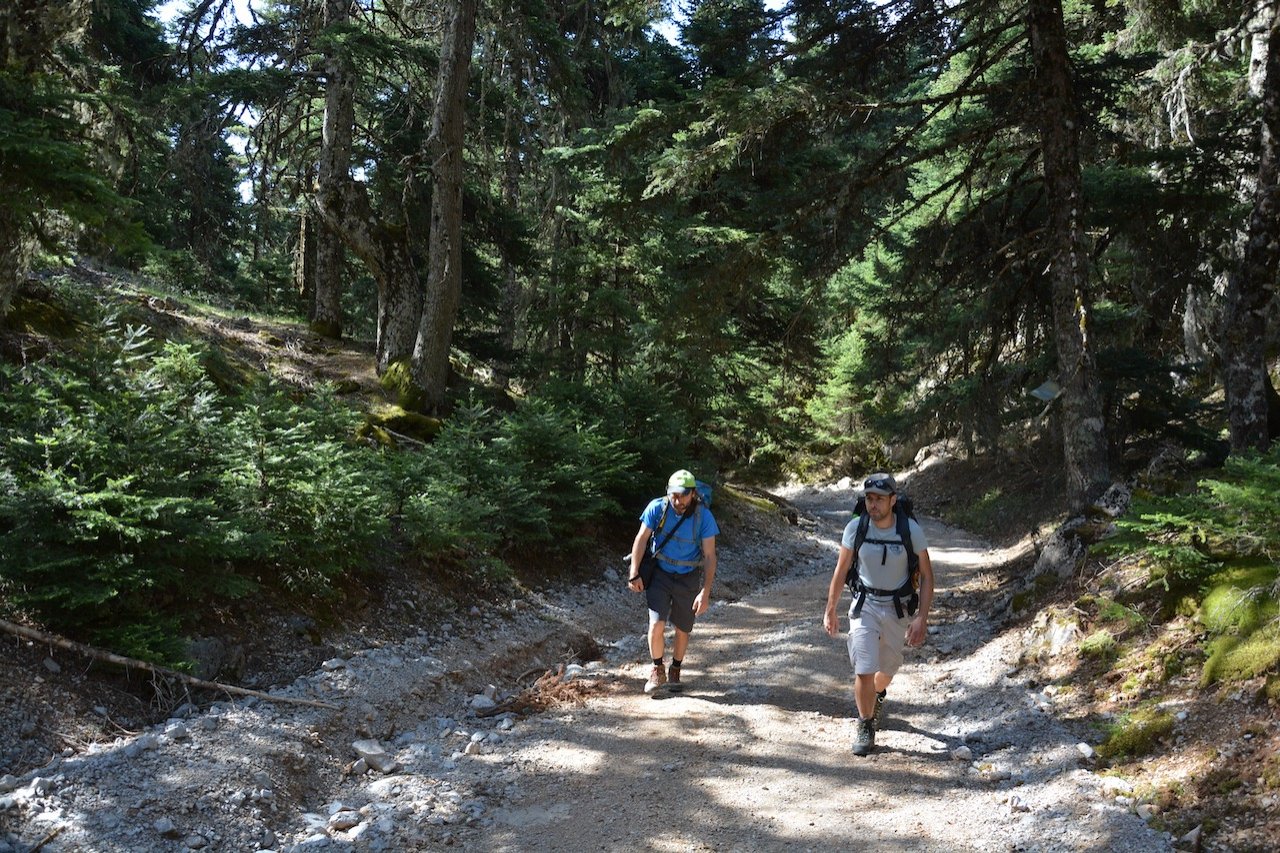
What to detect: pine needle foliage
<box><xmin>0</xmin><ymin>279</ymin><xmax>659</xmax><ymax>663</ymax></box>
<box><xmin>1099</xmin><ymin>448</ymin><xmax>1280</xmax><ymax>685</ymax></box>
<box><xmin>0</xmin><ymin>306</ymin><xmax>388</xmax><ymax>663</ymax></box>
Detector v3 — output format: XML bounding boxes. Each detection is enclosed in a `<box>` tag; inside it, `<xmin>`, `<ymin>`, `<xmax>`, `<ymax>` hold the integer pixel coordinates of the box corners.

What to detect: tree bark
<box><xmin>294</xmin><ymin>209</ymin><xmax>317</xmax><ymax>311</ymax></box>
<box><xmin>0</xmin><ymin>207</ymin><xmax>25</xmax><ymax>319</ymax></box>
<box><xmin>312</xmin><ymin>0</ymin><xmax>355</xmax><ymax>339</ymax></box>
<box><xmin>410</xmin><ymin>0</ymin><xmax>479</xmax><ymax>413</ymax></box>
<box><xmin>313</xmin><ymin>181</ymin><xmax>421</xmax><ymax>371</ymax></box>
<box><xmin>1221</xmin><ymin>5</ymin><xmax>1280</xmax><ymax>453</ymax></box>
<box><xmin>496</xmin><ymin>49</ymin><xmax>525</xmax><ymax>392</ymax></box>
<box><xmin>1026</xmin><ymin>0</ymin><xmax>1111</xmax><ymax>505</ymax></box>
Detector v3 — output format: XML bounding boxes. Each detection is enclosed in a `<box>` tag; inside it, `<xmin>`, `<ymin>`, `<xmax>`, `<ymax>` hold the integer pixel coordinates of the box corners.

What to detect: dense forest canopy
<box><xmin>2</xmin><ymin>0</ymin><xmax>1275</xmax><ymax>469</ymax></box>
<box><xmin>1</xmin><ymin>1</ymin><xmax>1278</xmax><ymax>660</ymax></box>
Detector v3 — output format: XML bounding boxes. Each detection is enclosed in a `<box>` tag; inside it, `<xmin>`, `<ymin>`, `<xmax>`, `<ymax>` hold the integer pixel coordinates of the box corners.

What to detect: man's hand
<box><xmin>627</xmin><ymin>574</ymin><xmax>642</xmax><ymax>592</ymax></box>
<box><xmin>823</xmin><ymin>608</ymin><xmax>839</xmax><ymax>638</ymax></box>
<box><xmin>906</xmin><ymin>615</ymin><xmax>928</xmax><ymax>647</ymax></box>
<box><xmin>693</xmin><ymin>590</ymin><xmax>709</xmax><ymax>615</ymax></box>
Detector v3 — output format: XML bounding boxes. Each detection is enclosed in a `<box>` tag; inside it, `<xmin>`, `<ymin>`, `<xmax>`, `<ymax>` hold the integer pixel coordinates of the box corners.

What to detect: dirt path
<box><xmin>470</xmin><ymin>491</ymin><xmax>1170</xmax><ymax>852</ymax></box>
<box><xmin>0</xmin><ymin>483</ymin><xmax>1173</xmax><ymax>852</ymax></box>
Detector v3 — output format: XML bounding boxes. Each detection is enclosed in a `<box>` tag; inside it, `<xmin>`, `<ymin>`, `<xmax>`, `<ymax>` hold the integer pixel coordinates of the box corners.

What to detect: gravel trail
<box><xmin>0</xmin><ymin>482</ymin><xmax>1173</xmax><ymax>852</ymax></box>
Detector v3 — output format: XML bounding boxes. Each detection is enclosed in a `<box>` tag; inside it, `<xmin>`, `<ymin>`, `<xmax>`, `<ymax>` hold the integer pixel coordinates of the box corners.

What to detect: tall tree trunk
<box><xmin>495</xmin><ymin>50</ymin><xmax>524</xmax><ymax>392</ymax></box>
<box><xmin>410</xmin><ymin>0</ymin><xmax>479</xmax><ymax>413</ymax></box>
<box><xmin>1222</xmin><ymin>6</ymin><xmax>1280</xmax><ymax>453</ymax></box>
<box><xmin>1027</xmin><ymin>0</ymin><xmax>1110</xmax><ymax>505</ymax></box>
<box><xmin>313</xmin><ymin>0</ymin><xmax>355</xmax><ymax>339</ymax></box>
<box><xmin>0</xmin><ymin>208</ymin><xmax>26</xmax><ymax>319</ymax></box>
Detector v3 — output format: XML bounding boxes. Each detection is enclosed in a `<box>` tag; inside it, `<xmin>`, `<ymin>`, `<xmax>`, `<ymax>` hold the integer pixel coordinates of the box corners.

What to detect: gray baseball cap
<box><xmin>862</xmin><ymin>473</ymin><xmax>897</xmax><ymax>495</ymax></box>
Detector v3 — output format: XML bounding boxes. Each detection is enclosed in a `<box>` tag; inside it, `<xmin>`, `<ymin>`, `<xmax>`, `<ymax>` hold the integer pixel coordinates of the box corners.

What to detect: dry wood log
<box><xmin>0</xmin><ymin>618</ymin><xmax>338</xmax><ymax>710</ymax></box>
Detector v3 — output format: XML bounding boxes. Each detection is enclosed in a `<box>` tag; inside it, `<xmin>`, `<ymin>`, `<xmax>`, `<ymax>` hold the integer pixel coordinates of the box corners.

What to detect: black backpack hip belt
<box><xmin>849</xmin><ymin>577</ymin><xmax>918</xmax><ymax>620</ymax></box>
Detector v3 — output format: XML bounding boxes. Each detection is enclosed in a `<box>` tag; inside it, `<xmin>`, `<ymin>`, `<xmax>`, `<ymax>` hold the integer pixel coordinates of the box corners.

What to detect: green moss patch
<box><xmin>1201</xmin><ymin>620</ymin><xmax>1280</xmax><ymax>686</ymax></box>
<box><xmin>377</xmin><ymin>359</ymin><xmax>430</xmax><ymax>411</ymax></box>
<box><xmin>1199</xmin><ymin>561</ymin><xmax>1278</xmax><ymax>634</ymax></box>
<box><xmin>1080</xmin><ymin>629</ymin><xmax>1117</xmax><ymax>658</ymax></box>
<box><xmin>1097</xmin><ymin>707</ymin><xmax>1176</xmax><ymax>762</ymax></box>
<box><xmin>361</xmin><ymin>403</ymin><xmax>442</xmax><ymax>445</ymax></box>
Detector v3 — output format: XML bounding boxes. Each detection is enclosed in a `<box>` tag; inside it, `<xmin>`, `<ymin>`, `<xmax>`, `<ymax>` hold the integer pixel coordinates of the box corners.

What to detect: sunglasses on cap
<box><xmin>864</xmin><ymin>477</ymin><xmax>895</xmax><ymax>492</ymax></box>
<box><xmin>671</xmin><ymin>488</ymin><xmax>694</xmax><ymax>498</ymax></box>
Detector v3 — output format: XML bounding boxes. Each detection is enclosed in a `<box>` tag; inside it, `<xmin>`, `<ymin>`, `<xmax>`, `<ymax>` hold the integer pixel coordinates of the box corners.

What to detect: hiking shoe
<box><xmin>668</xmin><ymin>666</ymin><xmax>683</xmax><ymax>691</ymax></box>
<box><xmin>873</xmin><ymin>689</ymin><xmax>887</xmax><ymax>728</ymax></box>
<box><xmin>852</xmin><ymin>717</ymin><xmax>876</xmax><ymax>756</ymax></box>
<box><xmin>644</xmin><ymin>664</ymin><xmax>667</xmax><ymax>695</ymax></box>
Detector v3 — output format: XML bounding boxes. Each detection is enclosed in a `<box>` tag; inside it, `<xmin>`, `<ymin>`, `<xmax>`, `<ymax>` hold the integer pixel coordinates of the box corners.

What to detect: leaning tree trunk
<box><xmin>410</xmin><ymin>0</ymin><xmax>479</xmax><ymax>413</ymax></box>
<box><xmin>1221</xmin><ymin>6</ymin><xmax>1280</xmax><ymax>453</ymax></box>
<box><xmin>1027</xmin><ymin>0</ymin><xmax>1111</xmax><ymax>506</ymax></box>
<box><xmin>312</xmin><ymin>0</ymin><xmax>355</xmax><ymax>339</ymax></box>
<box><xmin>313</xmin><ymin>181</ymin><xmax>422</xmax><ymax>371</ymax></box>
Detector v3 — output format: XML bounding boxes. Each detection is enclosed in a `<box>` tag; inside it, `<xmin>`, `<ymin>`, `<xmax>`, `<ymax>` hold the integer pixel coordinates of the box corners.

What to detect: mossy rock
<box><xmin>355</xmin><ymin>422</ymin><xmax>395</xmax><ymax>447</ymax></box>
<box><xmin>363</xmin><ymin>403</ymin><xmax>442</xmax><ymax>444</ymax></box>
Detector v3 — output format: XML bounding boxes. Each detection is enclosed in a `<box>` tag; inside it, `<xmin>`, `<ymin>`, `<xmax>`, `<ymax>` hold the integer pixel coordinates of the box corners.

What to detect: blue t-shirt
<box><xmin>641</xmin><ymin>497</ymin><xmax>719</xmax><ymax>575</ymax></box>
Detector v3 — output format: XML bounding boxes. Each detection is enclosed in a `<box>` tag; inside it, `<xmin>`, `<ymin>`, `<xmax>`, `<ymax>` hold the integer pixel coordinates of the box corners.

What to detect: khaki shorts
<box><xmin>847</xmin><ymin>596</ymin><xmax>910</xmax><ymax>676</ymax></box>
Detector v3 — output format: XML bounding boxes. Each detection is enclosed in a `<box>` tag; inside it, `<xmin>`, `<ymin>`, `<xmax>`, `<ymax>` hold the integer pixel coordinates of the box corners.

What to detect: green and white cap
<box><xmin>667</xmin><ymin>469</ymin><xmax>697</xmax><ymax>493</ymax></box>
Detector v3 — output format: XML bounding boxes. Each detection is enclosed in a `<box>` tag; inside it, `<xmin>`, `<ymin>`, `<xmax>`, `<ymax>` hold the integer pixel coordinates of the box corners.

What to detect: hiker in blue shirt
<box><xmin>627</xmin><ymin>469</ymin><xmax>719</xmax><ymax>695</ymax></box>
<box><xmin>823</xmin><ymin>472</ymin><xmax>934</xmax><ymax>755</ymax></box>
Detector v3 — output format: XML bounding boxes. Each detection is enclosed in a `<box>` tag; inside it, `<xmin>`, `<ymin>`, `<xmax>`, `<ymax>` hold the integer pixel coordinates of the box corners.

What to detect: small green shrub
<box><xmin>0</xmin><ymin>314</ymin><xmax>388</xmax><ymax>663</ymax></box>
<box><xmin>1097</xmin><ymin>597</ymin><xmax>1147</xmax><ymax>630</ymax></box>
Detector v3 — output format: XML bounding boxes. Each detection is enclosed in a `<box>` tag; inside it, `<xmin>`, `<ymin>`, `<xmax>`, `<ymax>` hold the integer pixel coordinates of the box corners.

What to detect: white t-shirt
<box><xmin>841</xmin><ymin>515</ymin><xmax>928</xmax><ymax>592</ymax></box>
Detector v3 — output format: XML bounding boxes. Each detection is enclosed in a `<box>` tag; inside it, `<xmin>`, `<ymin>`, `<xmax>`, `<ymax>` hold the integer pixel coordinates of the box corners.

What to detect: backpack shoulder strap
<box><xmin>895</xmin><ymin>506</ymin><xmax>915</xmax><ymax>557</ymax></box>
<box><xmin>852</xmin><ymin>512</ymin><xmax>871</xmax><ymax>553</ymax></box>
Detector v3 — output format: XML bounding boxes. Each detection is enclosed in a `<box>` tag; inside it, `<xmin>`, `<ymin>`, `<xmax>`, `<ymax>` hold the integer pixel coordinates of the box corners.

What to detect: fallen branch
<box><xmin>0</xmin><ymin>618</ymin><xmax>338</xmax><ymax>711</ymax></box>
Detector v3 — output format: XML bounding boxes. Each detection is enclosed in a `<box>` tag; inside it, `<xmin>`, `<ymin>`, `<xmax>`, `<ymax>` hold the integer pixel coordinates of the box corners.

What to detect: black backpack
<box><xmin>845</xmin><ymin>494</ymin><xmax>920</xmax><ymax>619</ymax></box>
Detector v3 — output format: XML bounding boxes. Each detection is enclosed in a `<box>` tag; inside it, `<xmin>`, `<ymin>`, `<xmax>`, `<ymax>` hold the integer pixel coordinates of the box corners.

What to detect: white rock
<box><xmin>351</xmin><ymin>740</ymin><xmax>398</xmax><ymax>773</ymax></box>
<box><xmin>950</xmin><ymin>746</ymin><xmax>972</xmax><ymax>762</ymax></box>
<box><xmin>1076</xmin><ymin>743</ymin><xmax>1096</xmax><ymax>760</ymax></box>
<box><xmin>321</xmin><ymin>658</ymin><xmax>347</xmax><ymax>671</ymax></box>
<box><xmin>469</xmin><ymin>695</ymin><xmax>497</xmax><ymax>712</ymax></box>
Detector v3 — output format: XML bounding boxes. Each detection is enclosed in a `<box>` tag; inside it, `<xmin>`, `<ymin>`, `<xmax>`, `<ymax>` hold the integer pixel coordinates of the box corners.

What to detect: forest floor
<box><xmin>1</xmin><ymin>278</ymin><xmax>1276</xmax><ymax>851</ymax></box>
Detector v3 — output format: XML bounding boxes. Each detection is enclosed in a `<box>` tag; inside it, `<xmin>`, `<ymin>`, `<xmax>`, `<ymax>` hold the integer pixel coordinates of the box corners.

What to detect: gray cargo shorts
<box><xmin>646</xmin><ymin>566</ymin><xmax>702</xmax><ymax>633</ymax></box>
